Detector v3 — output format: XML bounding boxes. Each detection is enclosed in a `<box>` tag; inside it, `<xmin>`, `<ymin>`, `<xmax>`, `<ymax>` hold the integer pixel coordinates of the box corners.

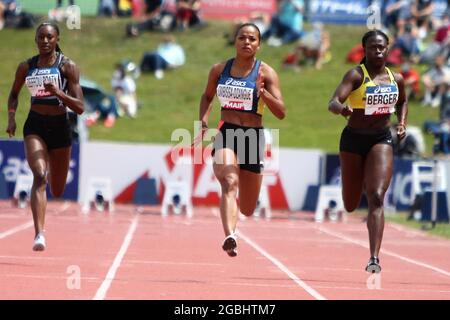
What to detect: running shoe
<box><xmin>32</xmin><ymin>232</ymin><xmax>46</xmax><ymax>252</ymax></box>
<box><xmin>365</xmin><ymin>257</ymin><xmax>381</xmax><ymax>273</ymax></box>
<box><xmin>222</xmin><ymin>234</ymin><xmax>237</xmax><ymax>257</ymax></box>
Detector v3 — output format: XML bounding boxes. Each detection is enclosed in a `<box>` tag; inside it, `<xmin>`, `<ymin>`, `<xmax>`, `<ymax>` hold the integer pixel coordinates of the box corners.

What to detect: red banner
<box><xmin>165</xmin><ymin>0</ymin><xmax>276</xmax><ymax>20</ymax></box>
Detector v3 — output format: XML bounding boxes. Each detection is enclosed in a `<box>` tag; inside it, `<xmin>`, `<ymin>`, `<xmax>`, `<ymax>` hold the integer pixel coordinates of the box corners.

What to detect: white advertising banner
<box><xmin>79</xmin><ymin>141</ymin><xmax>323</xmax><ymax>211</ymax></box>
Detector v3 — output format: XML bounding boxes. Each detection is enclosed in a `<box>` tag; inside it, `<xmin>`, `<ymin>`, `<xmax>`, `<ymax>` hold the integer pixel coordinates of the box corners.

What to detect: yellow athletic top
<box><xmin>347</xmin><ymin>64</ymin><xmax>399</xmax><ymax>115</ymax></box>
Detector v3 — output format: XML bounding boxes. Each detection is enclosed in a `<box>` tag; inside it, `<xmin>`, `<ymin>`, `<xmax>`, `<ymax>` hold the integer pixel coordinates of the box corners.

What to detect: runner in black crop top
<box><xmin>195</xmin><ymin>23</ymin><xmax>286</xmax><ymax>257</ymax></box>
<box><xmin>6</xmin><ymin>22</ymin><xmax>84</xmax><ymax>252</ymax></box>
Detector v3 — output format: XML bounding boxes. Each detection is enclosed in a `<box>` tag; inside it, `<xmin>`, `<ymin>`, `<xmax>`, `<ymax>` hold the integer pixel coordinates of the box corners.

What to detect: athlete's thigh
<box><xmin>363</xmin><ymin>144</ymin><xmax>393</xmax><ymax>194</ymax></box>
<box><xmin>340</xmin><ymin>151</ymin><xmax>365</xmax><ymax>210</ymax></box>
<box><xmin>48</xmin><ymin>146</ymin><xmax>71</xmax><ymax>194</ymax></box>
<box><xmin>238</xmin><ymin>169</ymin><xmax>263</xmax><ymax>214</ymax></box>
<box><xmin>213</xmin><ymin>148</ymin><xmax>239</xmax><ymax>181</ymax></box>
<box><xmin>24</xmin><ymin>135</ymin><xmax>48</xmax><ymax>174</ymax></box>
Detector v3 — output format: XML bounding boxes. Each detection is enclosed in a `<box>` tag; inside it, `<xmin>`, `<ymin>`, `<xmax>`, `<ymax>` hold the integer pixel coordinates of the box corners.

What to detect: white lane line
<box><xmin>239</xmin><ymin>231</ymin><xmax>327</xmax><ymax>300</ymax></box>
<box><xmin>0</xmin><ymin>221</ymin><xmax>34</xmax><ymax>240</ymax></box>
<box><xmin>59</xmin><ymin>201</ymin><xmax>72</xmax><ymax>212</ymax></box>
<box><xmin>317</xmin><ymin>226</ymin><xmax>450</xmax><ymax>278</ymax></box>
<box><xmin>93</xmin><ymin>215</ymin><xmax>139</xmax><ymax>300</ymax></box>
<box><xmin>0</xmin><ymin>201</ymin><xmax>73</xmax><ymax>240</ymax></box>
<box><xmin>211</xmin><ymin>208</ymin><xmax>326</xmax><ymax>300</ymax></box>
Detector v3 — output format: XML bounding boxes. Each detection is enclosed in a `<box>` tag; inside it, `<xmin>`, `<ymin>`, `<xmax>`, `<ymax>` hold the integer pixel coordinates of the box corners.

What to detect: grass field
<box><xmin>386</xmin><ymin>212</ymin><xmax>450</xmax><ymax>239</ymax></box>
<box><xmin>0</xmin><ymin>17</ymin><xmax>441</xmax><ymax>152</ymax></box>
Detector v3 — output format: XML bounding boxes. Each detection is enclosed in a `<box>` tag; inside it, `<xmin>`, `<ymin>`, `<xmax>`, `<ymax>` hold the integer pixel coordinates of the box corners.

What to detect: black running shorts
<box><xmin>23</xmin><ymin>110</ymin><xmax>72</xmax><ymax>150</ymax></box>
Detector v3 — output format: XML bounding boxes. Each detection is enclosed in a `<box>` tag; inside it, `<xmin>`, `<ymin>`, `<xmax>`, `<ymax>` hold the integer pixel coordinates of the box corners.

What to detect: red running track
<box><xmin>0</xmin><ymin>200</ymin><xmax>450</xmax><ymax>300</ymax></box>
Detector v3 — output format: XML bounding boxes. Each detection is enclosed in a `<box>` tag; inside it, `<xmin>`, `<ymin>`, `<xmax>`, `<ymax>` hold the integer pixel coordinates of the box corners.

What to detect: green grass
<box><xmin>385</xmin><ymin>212</ymin><xmax>450</xmax><ymax>239</ymax></box>
<box><xmin>0</xmin><ymin>18</ymin><xmax>441</xmax><ymax>153</ymax></box>
<box><xmin>353</xmin><ymin>210</ymin><xmax>450</xmax><ymax>240</ymax></box>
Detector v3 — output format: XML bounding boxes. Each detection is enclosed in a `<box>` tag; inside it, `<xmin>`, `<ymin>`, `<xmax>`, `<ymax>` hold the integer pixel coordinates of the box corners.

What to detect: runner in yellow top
<box><xmin>328</xmin><ymin>30</ymin><xmax>408</xmax><ymax>273</ymax></box>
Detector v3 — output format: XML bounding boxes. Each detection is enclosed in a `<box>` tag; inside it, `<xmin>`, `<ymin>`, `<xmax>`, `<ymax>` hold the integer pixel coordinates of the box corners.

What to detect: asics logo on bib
<box><xmin>37</xmin><ymin>69</ymin><xmax>51</xmax><ymax>75</ymax></box>
<box><xmin>225</xmin><ymin>78</ymin><xmax>247</xmax><ymax>87</ymax></box>
<box><xmin>374</xmin><ymin>86</ymin><xmax>392</xmax><ymax>94</ymax></box>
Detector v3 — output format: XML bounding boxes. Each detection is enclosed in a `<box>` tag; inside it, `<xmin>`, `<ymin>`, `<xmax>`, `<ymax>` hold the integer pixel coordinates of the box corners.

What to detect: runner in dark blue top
<box><xmin>6</xmin><ymin>22</ymin><xmax>84</xmax><ymax>252</ymax></box>
<box><xmin>196</xmin><ymin>23</ymin><xmax>286</xmax><ymax>257</ymax></box>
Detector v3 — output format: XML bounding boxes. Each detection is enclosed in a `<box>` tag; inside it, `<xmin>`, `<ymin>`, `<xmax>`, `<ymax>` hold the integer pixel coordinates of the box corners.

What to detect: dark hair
<box><xmin>359</xmin><ymin>29</ymin><xmax>389</xmax><ymax>64</ymax></box>
<box><xmin>234</xmin><ymin>23</ymin><xmax>261</xmax><ymax>43</ymax></box>
<box><xmin>36</xmin><ymin>22</ymin><xmax>62</xmax><ymax>53</ymax></box>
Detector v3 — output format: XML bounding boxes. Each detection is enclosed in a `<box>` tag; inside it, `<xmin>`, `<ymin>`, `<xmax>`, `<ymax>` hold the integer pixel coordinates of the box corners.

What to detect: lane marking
<box><xmin>211</xmin><ymin>208</ymin><xmax>326</xmax><ymax>300</ymax></box>
<box><xmin>93</xmin><ymin>215</ymin><xmax>139</xmax><ymax>300</ymax></box>
<box><xmin>317</xmin><ymin>226</ymin><xmax>450</xmax><ymax>278</ymax></box>
<box><xmin>0</xmin><ymin>201</ymin><xmax>73</xmax><ymax>240</ymax></box>
<box><xmin>0</xmin><ymin>221</ymin><xmax>34</xmax><ymax>240</ymax></box>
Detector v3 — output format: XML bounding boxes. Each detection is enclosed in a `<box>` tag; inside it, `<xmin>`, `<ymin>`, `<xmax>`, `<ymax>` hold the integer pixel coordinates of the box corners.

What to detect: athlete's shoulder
<box><xmin>343</xmin><ymin>65</ymin><xmax>364</xmax><ymax>81</ymax></box>
<box><xmin>391</xmin><ymin>69</ymin><xmax>405</xmax><ymax>84</ymax></box>
<box><xmin>59</xmin><ymin>53</ymin><xmax>75</xmax><ymax>67</ymax></box>
<box><xmin>25</xmin><ymin>54</ymin><xmax>39</xmax><ymax>68</ymax></box>
<box><xmin>259</xmin><ymin>60</ymin><xmax>272</xmax><ymax>71</ymax></box>
<box><xmin>16</xmin><ymin>59</ymin><xmax>30</xmax><ymax>75</ymax></box>
<box><xmin>60</xmin><ymin>55</ymin><xmax>79</xmax><ymax>75</ymax></box>
<box><xmin>259</xmin><ymin>61</ymin><xmax>277</xmax><ymax>77</ymax></box>
<box><xmin>210</xmin><ymin>60</ymin><xmax>229</xmax><ymax>75</ymax></box>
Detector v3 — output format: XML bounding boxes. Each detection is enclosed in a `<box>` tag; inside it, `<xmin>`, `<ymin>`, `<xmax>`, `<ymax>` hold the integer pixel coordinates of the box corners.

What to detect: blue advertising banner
<box><xmin>325</xmin><ymin>154</ymin><xmax>414</xmax><ymax>211</ymax></box>
<box><xmin>0</xmin><ymin>139</ymin><xmax>79</xmax><ymax>200</ymax></box>
<box><xmin>308</xmin><ymin>0</ymin><xmax>370</xmax><ymax>24</ymax></box>
<box><xmin>308</xmin><ymin>0</ymin><xmax>447</xmax><ymax>25</ymax></box>
<box><xmin>389</xmin><ymin>158</ymin><xmax>414</xmax><ymax>211</ymax></box>
<box><xmin>324</xmin><ymin>154</ymin><xmax>341</xmax><ymax>185</ymax></box>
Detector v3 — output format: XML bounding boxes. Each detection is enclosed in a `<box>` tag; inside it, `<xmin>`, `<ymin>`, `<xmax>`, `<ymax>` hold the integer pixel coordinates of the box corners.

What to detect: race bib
<box><xmin>217</xmin><ymin>82</ymin><xmax>254</xmax><ymax>111</ymax></box>
<box><xmin>25</xmin><ymin>70</ymin><xmax>60</xmax><ymax>98</ymax></box>
<box><xmin>365</xmin><ymin>85</ymin><xmax>398</xmax><ymax>115</ymax></box>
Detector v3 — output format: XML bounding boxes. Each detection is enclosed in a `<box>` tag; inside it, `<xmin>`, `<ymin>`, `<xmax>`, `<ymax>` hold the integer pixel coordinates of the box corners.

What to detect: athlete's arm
<box><xmin>199</xmin><ymin>63</ymin><xmax>222</xmax><ymax>127</ymax></box>
<box><xmin>258</xmin><ymin>63</ymin><xmax>286</xmax><ymax>120</ymax></box>
<box><xmin>394</xmin><ymin>72</ymin><xmax>408</xmax><ymax>140</ymax></box>
<box><xmin>47</xmin><ymin>59</ymin><xmax>84</xmax><ymax>115</ymax></box>
<box><xmin>192</xmin><ymin>63</ymin><xmax>223</xmax><ymax>146</ymax></box>
<box><xmin>328</xmin><ymin>68</ymin><xmax>362</xmax><ymax>116</ymax></box>
<box><xmin>6</xmin><ymin>61</ymin><xmax>28</xmax><ymax>137</ymax></box>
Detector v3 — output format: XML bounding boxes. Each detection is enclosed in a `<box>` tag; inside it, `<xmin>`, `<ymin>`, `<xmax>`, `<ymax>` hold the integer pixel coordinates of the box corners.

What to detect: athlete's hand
<box><xmin>44</xmin><ymin>81</ymin><xmax>59</xmax><ymax>96</ymax></box>
<box><xmin>6</xmin><ymin>118</ymin><xmax>16</xmax><ymax>138</ymax></box>
<box><xmin>191</xmin><ymin>126</ymin><xmax>208</xmax><ymax>147</ymax></box>
<box><xmin>397</xmin><ymin>123</ymin><xmax>406</xmax><ymax>141</ymax></box>
<box><xmin>340</xmin><ymin>105</ymin><xmax>353</xmax><ymax>117</ymax></box>
<box><xmin>256</xmin><ymin>71</ymin><xmax>265</xmax><ymax>97</ymax></box>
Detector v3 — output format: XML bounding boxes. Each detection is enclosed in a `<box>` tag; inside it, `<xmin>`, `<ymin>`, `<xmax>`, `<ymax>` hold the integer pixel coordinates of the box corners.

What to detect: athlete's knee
<box><xmin>219</xmin><ymin>174</ymin><xmax>239</xmax><ymax>195</ymax></box>
<box><xmin>240</xmin><ymin>205</ymin><xmax>255</xmax><ymax>217</ymax></box>
<box><xmin>344</xmin><ymin>202</ymin><xmax>358</xmax><ymax>213</ymax></box>
<box><xmin>343</xmin><ymin>196</ymin><xmax>359</xmax><ymax>212</ymax></box>
<box><xmin>367</xmin><ymin>190</ymin><xmax>385</xmax><ymax>208</ymax></box>
<box><xmin>32</xmin><ymin>170</ymin><xmax>47</xmax><ymax>187</ymax></box>
<box><xmin>50</xmin><ymin>186</ymin><xmax>65</xmax><ymax>198</ymax></box>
